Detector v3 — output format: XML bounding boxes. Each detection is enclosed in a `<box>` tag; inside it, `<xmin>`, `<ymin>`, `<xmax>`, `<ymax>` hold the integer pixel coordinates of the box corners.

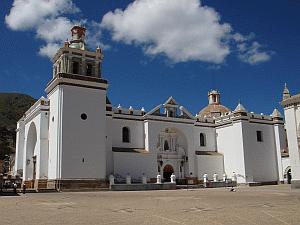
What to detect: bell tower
<box><xmin>52</xmin><ymin>25</ymin><xmax>103</xmax><ymax>78</ymax></box>
<box><xmin>45</xmin><ymin>25</ymin><xmax>108</xmax><ymax>190</ymax></box>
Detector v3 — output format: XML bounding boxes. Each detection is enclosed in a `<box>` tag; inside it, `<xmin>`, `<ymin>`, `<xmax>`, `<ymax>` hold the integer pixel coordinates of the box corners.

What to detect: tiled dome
<box><xmin>198</xmin><ymin>90</ymin><xmax>230</xmax><ymax>118</ymax></box>
<box><xmin>198</xmin><ymin>104</ymin><xmax>230</xmax><ymax>118</ymax></box>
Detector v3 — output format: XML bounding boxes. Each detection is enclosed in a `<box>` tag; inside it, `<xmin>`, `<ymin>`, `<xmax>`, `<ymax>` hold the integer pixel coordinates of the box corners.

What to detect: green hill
<box><xmin>0</xmin><ymin>93</ymin><xmax>36</xmax><ymax>159</ymax></box>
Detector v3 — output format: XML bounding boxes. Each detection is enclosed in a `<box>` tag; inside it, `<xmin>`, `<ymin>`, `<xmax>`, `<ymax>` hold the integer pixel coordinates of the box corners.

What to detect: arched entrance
<box><xmin>25</xmin><ymin>122</ymin><xmax>37</xmax><ymax>181</ymax></box>
<box><xmin>287</xmin><ymin>169</ymin><xmax>292</xmax><ymax>184</ymax></box>
<box><xmin>284</xmin><ymin>166</ymin><xmax>292</xmax><ymax>184</ymax></box>
<box><xmin>163</xmin><ymin>164</ymin><xmax>174</xmax><ymax>182</ymax></box>
<box><xmin>157</xmin><ymin>127</ymin><xmax>188</xmax><ymax>179</ymax></box>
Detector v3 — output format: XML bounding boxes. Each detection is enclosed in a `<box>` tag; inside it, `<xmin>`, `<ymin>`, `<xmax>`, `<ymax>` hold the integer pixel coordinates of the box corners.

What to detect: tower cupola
<box><xmin>208</xmin><ymin>90</ymin><xmax>220</xmax><ymax>105</ymax></box>
<box><xmin>69</xmin><ymin>25</ymin><xmax>86</xmax><ymax>50</ymax></box>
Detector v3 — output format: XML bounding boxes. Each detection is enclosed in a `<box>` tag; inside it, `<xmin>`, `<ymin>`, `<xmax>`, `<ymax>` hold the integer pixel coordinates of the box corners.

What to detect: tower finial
<box><xmin>69</xmin><ymin>25</ymin><xmax>86</xmax><ymax>50</ymax></box>
<box><xmin>283</xmin><ymin>83</ymin><xmax>291</xmax><ymax>100</ymax></box>
<box><xmin>271</xmin><ymin>108</ymin><xmax>282</xmax><ymax>119</ymax></box>
<box><xmin>234</xmin><ymin>101</ymin><xmax>247</xmax><ymax>113</ymax></box>
<box><xmin>64</xmin><ymin>39</ymin><xmax>69</xmax><ymax>47</ymax></box>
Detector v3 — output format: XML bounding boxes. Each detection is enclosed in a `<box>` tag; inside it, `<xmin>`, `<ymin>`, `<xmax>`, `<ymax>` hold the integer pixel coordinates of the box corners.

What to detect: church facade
<box><xmin>14</xmin><ymin>26</ymin><xmax>289</xmax><ymax>190</ymax></box>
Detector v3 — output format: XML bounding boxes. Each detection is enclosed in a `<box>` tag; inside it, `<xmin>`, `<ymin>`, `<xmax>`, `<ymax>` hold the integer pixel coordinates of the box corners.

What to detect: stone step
<box><xmin>17</xmin><ymin>188</ymin><xmax>58</xmax><ymax>193</ymax></box>
<box><xmin>60</xmin><ymin>188</ymin><xmax>109</xmax><ymax>192</ymax></box>
<box><xmin>37</xmin><ymin>188</ymin><xmax>58</xmax><ymax>193</ymax></box>
<box><xmin>18</xmin><ymin>188</ymin><xmax>37</xmax><ymax>193</ymax></box>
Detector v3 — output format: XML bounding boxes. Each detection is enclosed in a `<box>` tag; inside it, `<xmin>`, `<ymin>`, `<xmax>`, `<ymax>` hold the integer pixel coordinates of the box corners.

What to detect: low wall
<box><xmin>248</xmin><ymin>181</ymin><xmax>278</xmax><ymax>186</ymax></box>
<box><xmin>47</xmin><ymin>179</ymin><xmax>108</xmax><ymax>191</ymax></box>
<box><xmin>110</xmin><ymin>183</ymin><xmax>176</xmax><ymax>191</ymax></box>
<box><xmin>204</xmin><ymin>181</ymin><xmax>237</xmax><ymax>188</ymax></box>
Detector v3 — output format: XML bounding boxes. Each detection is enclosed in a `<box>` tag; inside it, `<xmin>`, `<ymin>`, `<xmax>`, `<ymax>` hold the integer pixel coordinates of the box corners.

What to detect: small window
<box><xmin>169</xmin><ymin>111</ymin><xmax>173</xmax><ymax>117</ymax></box>
<box><xmin>257</xmin><ymin>131</ymin><xmax>263</xmax><ymax>142</ymax></box>
<box><xmin>122</xmin><ymin>127</ymin><xmax>130</xmax><ymax>143</ymax></box>
<box><xmin>164</xmin><ymin>140</ymin><xmax>169</xmax><ymax>150</ymax></box>
<box><xmin>86</xmin><ymin>64</ymin><xmax>93</xmax><ymax>76</ymax></box>
<box><xmin>72</xmin><ymin>61</ymin><xmax>79</xmax><ymax>74</ymax></box>
<box><xmin>212</xmin><ymin>95</ymin><xmax>216</xmax><ymax>103</ymax></box>
<box><xmin>98</xmin><ymin>62</ymin><xmax>102</xmax><ymax>76</ymax></box>
<box><xmin>81</xmin><ymin>113</ymin><xmax>87</xmax><ymax>120</ymax></box>
<box><xmin>200</xmin><ymin>133</ymin><xmax>206</xmax><ymax>147</ymax></box>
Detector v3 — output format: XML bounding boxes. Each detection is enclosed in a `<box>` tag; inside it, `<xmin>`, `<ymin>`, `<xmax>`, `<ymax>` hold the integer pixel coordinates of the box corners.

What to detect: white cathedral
<box><xmin>14</xmin><ymin>26</ymin><xmax>292</xmax><ymax>190</ymax></box>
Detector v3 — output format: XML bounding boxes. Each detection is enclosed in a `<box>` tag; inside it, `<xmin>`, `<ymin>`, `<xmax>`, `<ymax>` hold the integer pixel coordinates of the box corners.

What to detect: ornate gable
<box><xmin>146</xmin><ymin>97</ymin><xmax>194</xmax><ymax>120</ymax></box>
<box><xmin>163</xmin><ymin>96</ymin><xmax>179</xmax><ymax>106</ymax></box>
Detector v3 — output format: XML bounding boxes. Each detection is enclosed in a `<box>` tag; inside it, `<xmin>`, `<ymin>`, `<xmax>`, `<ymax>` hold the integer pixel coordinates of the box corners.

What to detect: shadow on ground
<box><xmin>0</xmin><ymin>192</ymin><xmax>20</xmax><ymax>197</ymax></box>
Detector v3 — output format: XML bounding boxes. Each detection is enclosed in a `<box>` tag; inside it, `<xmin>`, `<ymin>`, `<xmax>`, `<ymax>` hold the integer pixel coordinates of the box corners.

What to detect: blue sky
<box><xmin>1</xmin><ymin>0</ymin><xmax>300</xmax><ymax>115</ymax></box>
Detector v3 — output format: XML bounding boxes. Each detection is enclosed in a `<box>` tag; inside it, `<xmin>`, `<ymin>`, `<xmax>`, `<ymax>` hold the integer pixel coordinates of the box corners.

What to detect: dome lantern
<box><xmin>198</xmin><ymin>90</ymin><xmax>230</xmax><ymax>118</ymax></box>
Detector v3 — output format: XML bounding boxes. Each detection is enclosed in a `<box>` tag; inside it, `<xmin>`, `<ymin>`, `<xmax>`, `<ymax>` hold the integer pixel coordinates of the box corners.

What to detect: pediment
<box><xmin>163</xmin><ymin>96</ymin><xmax>179</xmax><ymax>106</ymax></box>
<box><xmin>146</xmin><ymin>97</ymin><xmax>194</xmax><ymax>120</ymax></box>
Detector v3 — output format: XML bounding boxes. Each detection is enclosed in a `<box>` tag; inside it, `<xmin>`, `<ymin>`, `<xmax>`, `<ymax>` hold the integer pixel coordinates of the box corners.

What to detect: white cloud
<box><xmin>5</xmin><ymin>0</ymin><xmax>81</xmax><ymax>59</ymax></box>
<box><xmin>5</xmin><ymin>0</ymin><xmax>107</xmax><ymax>59</ymax></box>
<box><xmin>36</xmin><ymin>17</ymin><xmax>74</xmax><ymax>43</ymax></box>
<box><xmin>101</xmin><ymin>0</ymin><xmax>232</xmax><ymax>64</ymax></box>
<box><xmin>5</xmin><ymin>0</ymin><xmax>272</xmax><ymax>65</ymax></box>
<box><xmin>238</xmin><ymin>42</ymin><xmax>272</xmax><ymax>65</ymax></box>
<box><xmin>5</xmin><ymin>0</ymin><xmax>79</xmax><ymax>31</ymax></box>
<box><xmin>86</xmin><ymin>21</ymin><xmax>111</xmax><ymax>51</ymax></box>
<box><xmin>101</xmin><ymin>0</ymin><xmax>273</xmax><ymax>65</ymax></box>
<box><xmin>38</xmin><ymin>43</ymin><xmax>61</xmax><ymax>58</ymax></box>
<box><xmin>232</xmin><ymin>32</ymin><xmax>255</xmax><ymax>43</ymax></box>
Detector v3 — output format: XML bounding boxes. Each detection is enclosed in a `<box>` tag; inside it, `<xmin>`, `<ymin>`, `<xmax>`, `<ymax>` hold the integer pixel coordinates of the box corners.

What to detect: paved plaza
<box><xmin>1</xmin><ymin>185</ymin><xmax>300</xmax><ymax>225</ymax></box>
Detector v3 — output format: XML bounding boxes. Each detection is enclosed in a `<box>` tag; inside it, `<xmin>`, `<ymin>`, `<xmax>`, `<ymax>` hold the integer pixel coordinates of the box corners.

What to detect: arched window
<box><xmin>164</xmin><ymin>140</ymin><xmax>169</xmax><ymax>150</ymax></box>
<box><xmin>122</xmin><ymin>127</ymin><xmax>130</xmax><ymax>143</ymax></box>
<box><xmin>72</xmin><ymin>61</ymin><xmax>79</xmax><ymax>74</ymax></box>
<box><xmin>212</xmin><ymin>95</ymin><xmax>216</xmax><ymax>103</ymax></box>
<box><xmin>86</xmin><ymin>63</ymin><xmax>93</xmax><ymax>76</ymax></box>
<box><xmin>200</xmin><ymin>133</ymin><xmax>206</xmax><ymax>147</ymax></box>
<box><xmin>58</xmin><ymin>61</ymin><xmax>61</xmax><ymax>73</ymax></box>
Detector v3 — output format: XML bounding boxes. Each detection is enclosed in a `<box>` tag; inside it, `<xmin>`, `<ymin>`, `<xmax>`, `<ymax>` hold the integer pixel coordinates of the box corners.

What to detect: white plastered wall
<box><xmin>111</xmin><ymin>118</ymin><xmax>145</xmax><ymax>149</ymax></box>
<box><xmin>193</xmin><ymin>126</ymin><xmax>217</xmax><ymax>152</ymax></box>
<box><xmin>47</xmin><ymin>87</ymin><xmax>61</xmax><ymax>179</ymax></box>
<box><xmin>14</xmin><ymin>119</ymin><xmax>25</xmax><ymax>175</ymax></box>
<box><xmin>242</xmin><ymin>122</ymin><xmax>278</xmax><ymax>183</ymax></box>
<box><xmin>217</xmin><ymin>121</ymin><xmax>247</xmax><ymax>183</ymax></box>
<box><xmin>113</xmin><ymin>152</ymin><xmax>157</xmax><ymax>179</ymax></box>
<box><xmin>59</xmin><ymin>85</ymin><xmax>107</xmax><ymax>179</ymax></box>
<box><xmin>22</xmin><ymin>111</ymin><xmax>49</xmax><ymax>180</ymax></box>
<box><xmin>105</xmin><ymin>115</ymin><xmax>114</xmax><ymax>177</ymax></box>
<box><xmin>273</xmin><ymin>123</ymin><xmax>287</xmax><ymax>182</ymax></box>
<box><xmin>196</xmin><ymin>155</ymin><xmax>224</xmax><ymax>180</ymax></box>
<box><xmin>284</xmin><ymin>105</ymin><xmax>300</xmax><ymax>181</ymax></box>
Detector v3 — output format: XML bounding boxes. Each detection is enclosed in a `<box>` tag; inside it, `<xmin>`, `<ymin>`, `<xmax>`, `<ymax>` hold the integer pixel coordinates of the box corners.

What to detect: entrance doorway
<box><xmin>287</xmin><ymin>169</ymin><xmax>292</xmax><ymax>184</ymax></box>
<box><xmin>163</xmin><ymin>164</ymin><xmax>174</xmax><ymax>182</ymax></box>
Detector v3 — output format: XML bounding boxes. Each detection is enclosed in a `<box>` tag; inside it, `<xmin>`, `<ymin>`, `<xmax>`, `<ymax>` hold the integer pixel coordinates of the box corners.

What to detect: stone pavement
<box><xmin>1</xmin><ymin>185</ymin><xmax>300</xmax><ymax>225</ymax></box>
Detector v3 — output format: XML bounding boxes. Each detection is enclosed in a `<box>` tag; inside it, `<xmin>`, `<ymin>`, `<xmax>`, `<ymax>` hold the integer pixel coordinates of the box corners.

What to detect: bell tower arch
<box><xmin>52</xmin><ymin>25</ymin><xmax>103</xmax><ymax>78</ymax></box>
